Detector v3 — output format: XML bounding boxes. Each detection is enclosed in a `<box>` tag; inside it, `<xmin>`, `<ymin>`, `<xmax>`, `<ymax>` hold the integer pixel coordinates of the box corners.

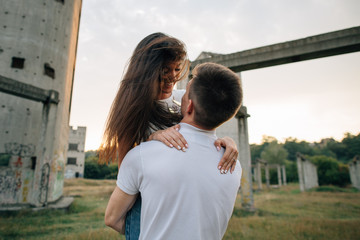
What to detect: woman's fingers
<box><xmin>219</xmin><ymin>149</ymin><xmax>237</xmax><ymax>174</ymax></box>
<box><xmin>215</xmin><ymin>137</ymin><xmax>239</xmax><ymax>174</ymax></box>
<box><xmin>151</xmin><ymin>125</ymin><xmax>188</xmax><ymax>151</ymax></box>
<box><xmin>221</xmin><ymin>151</ymin><xmax>237</xmax><ymax>174</ymax></box>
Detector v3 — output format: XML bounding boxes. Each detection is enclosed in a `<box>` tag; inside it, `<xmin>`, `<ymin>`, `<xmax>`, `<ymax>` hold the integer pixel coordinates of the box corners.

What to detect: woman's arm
<box><xmin>215</xmin><ymin>137</ymin><xmax>239</xmax><ymax>174</ymax></box>
<box><xmin>149</xmin><ymin>126</ymin><xmax>238</xmax><ymax>174</ymax></box>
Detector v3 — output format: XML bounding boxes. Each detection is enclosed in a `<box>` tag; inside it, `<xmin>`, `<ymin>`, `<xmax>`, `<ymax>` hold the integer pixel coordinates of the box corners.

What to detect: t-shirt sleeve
<box><xmin>116</xmin><ymin>146</ymin><xmax>143</xmax><ymax>195</ymax></box>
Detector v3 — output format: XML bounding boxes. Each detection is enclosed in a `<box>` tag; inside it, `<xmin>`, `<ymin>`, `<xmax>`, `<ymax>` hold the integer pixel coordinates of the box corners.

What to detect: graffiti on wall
<box><xmin>0</xmin><ymin>143</ymin><xmax>36</xmax><ymax>204</ymax></box>
<box><xmin>39</xmin><ymin>163</ymin><xmax>50</xmax><ymax>205</ymax></box>
<box><xmin>51</xmin><ymin>151</ymin><xmax>65</xmax><ymax>199</ymax></box>
<box><xmin>5</xmin><ymin>143</ymin><xmax>35</xmax><ymax>157</ymax></box>
<box><xmin>0</xmin><ymin>170</ymin><xmax>17</xmax><ymax>201</ymax></box>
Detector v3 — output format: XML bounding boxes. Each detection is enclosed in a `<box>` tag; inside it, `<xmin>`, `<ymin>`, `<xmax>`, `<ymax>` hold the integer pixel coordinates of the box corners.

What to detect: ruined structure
<box><xmin>253</xmin><ymin>159</ymin><xmax>286</xmax><ymax>190</ymax></box>
<box><xmin>0</xmin><ymin>0</ymin><xmax>82</xmax><ymax>208</ymax></box>
<box><xmin>296</xmin><ymin>153</ymin><xmax>319</xmax><ymax>191</ymax></box>
<box><xmin>187</xmin><ymin>26</ymin><xmax>360</xmax><ymax>209</ymax></box>
<box><xmin>64</xmin><ymin>126</ymin><xmax>86</xmax><ymax>179</ymax></box>
<box><xmin>349</xmin><ymin>155</ymin><xmax>360</xmax><ymax>190</ymax></box>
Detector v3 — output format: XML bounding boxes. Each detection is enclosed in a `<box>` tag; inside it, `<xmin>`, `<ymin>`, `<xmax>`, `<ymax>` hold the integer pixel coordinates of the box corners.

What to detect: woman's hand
<box><xmin>215</xmin><ymin>137</ymin><xmax>238</xmax><ymax>174</ymax></box>
<box><xmin>148</xmin><ymin>124</ymin><xmax>188</xmax><ymax>151</ymax></box>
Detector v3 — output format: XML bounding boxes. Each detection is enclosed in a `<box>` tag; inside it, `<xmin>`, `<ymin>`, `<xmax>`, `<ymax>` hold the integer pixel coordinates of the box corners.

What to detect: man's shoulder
<box><xmin>139</xmin><ymin>140</ymin><xmax>169</xmax><ymax>153</ymax></box>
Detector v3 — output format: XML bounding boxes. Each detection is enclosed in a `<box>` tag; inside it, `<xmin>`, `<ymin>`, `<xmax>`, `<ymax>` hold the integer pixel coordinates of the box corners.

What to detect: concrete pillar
<box><xmin>282</xmin><ymin>165</ymin><xmax>287</xmax><ymax>186</ymax></box>
<box><xmin>256</xmin><ymin>161</ymin><xmax>262</xmax><ymax>190</ymax></box>
<box><xmin>252</xmin><ymin>166</ymin><xmax>257</xmax><ymax>183</ymax></box>
<box><xmin>297</xmin><ymin>154</ymin><xmax>305</xmax><ymax>192</ymax></box>
<box><xmin>297</xmin><ymin>153</ymin><xmax>319</xmax><ymax>191</ymax></box>
<box><xmin>236</xmin><ymin>106</ymin><xmax>254</xmax><ymax>211</ymax></box>
<box><xmin>349</xmin><ymin>156</ymin><xmax>360</xmax><ymax>190</ymax></box>
<box><xmin>277</xmin><ymin>165</ymin><xmax>282</xmax><ymax>187</ymax></box>
<box><xmin>265</xmin><ymin>163</ymin><xmax>270</xmax><ymax>189</ymax></box>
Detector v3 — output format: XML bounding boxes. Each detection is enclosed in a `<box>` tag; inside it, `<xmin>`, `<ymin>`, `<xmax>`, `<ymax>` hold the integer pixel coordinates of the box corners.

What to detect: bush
<box><xmin>84</xmin><ymin>156</ymin><xmax>118</xmax><ymax>179</ymax></box>
<box><xmin>310</xmin><ymin>155</ymin><xmax>350</xmax><ymax>187</ymax></box>
<box><xmin>285</xmin><ymin>160</ymin><xmax>298</xmax><ymax>183</ymax></box>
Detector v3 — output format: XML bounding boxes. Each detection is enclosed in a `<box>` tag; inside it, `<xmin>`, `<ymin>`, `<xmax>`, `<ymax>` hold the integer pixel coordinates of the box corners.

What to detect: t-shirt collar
<box><xmin>179</xmin><ymin>122</ymin><xmax>216</xmax><ymax>138</ymax></box>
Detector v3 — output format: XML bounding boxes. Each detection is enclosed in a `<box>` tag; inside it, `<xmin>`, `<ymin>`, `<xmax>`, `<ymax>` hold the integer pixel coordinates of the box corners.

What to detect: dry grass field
<box><xmin>0</xmin><ymin>179</ymin><xmax>359</xmax><ymax>240</ymax></box>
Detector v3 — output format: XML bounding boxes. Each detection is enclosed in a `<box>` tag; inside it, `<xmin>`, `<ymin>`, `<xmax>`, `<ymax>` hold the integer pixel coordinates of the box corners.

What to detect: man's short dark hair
<box><xmin>189</xmin><ymin>62</ymin><xmax>243</xmax><ymax>129</ymax></box>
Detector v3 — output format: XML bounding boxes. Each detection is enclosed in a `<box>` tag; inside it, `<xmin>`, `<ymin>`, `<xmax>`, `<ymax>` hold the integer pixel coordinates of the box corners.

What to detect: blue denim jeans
<box><xmin>125</xmin><ymin>195</ymin><xmax>141</xmax><ymax>240</ymax></box>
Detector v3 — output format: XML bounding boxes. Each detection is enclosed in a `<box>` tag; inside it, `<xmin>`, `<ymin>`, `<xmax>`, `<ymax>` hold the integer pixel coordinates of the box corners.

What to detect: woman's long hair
<box><xmin>99</xmin><ymin>33</ymin><xmax>189</xmax><ymax>165</ymax></box>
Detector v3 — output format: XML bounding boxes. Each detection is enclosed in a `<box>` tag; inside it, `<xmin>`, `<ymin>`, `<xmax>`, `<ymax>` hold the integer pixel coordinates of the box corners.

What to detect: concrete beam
<box><xmin>0</xmin><ymin>75</ymin><xmax>59</xmax><ymax>104</ymax></box>
<box><xmin>191</xmin><ymin>26</ymin><xmax>360</xmax><ymax>72</ymax></box>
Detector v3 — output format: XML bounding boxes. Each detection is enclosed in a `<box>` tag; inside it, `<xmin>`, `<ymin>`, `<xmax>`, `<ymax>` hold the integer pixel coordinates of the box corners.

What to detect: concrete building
<box><xmin>0</xmin><ymin>0</ymin><xmax>82</xmax><ymax>207</ymax></box>
<box><xmin>65</xmin><ymin>126</ymin><xmax>86</xmax><ymax>179</ymax></box>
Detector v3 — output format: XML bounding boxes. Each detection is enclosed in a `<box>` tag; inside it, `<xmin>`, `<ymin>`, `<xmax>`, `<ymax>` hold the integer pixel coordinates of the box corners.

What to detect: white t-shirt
<box><xmin>117</xmin><ymin>123</ymin><xmax>242</xmax><ymax>240</ymax></box>
<box><xmin>148</xmin><ymin>89</ymin><xmax>185</xmax><ymax>134</ymax></box>
<box><xmin>158</xmin><ymin>89</ymin><xmax>185</xmax><ymax>114</ymax></box>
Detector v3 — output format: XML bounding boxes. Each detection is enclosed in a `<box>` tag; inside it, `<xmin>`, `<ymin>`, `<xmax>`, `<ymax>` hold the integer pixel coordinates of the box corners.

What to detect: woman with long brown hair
<box><xmin>100</xmin><ymin>32</ymin><xmax>238</xmax><ymax>239</ymax></box>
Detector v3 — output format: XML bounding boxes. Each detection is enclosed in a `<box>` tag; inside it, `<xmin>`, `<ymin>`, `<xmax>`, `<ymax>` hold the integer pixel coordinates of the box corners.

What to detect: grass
<box><xmin>0</xmin><ymin>180</ymin><xmax>359</xmax><ymax>239</ymax></box>
<box><xmin>0</xmin><ymin>179</ymin><xmax>122</xmax><ymax>240</ymax></box>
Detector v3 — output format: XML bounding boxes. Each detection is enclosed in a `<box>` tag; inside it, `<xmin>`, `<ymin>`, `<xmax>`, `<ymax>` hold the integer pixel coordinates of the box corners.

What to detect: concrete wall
<box><xmin>65</xmin><ymin>126</ymin><xmax>86</xmax><ymax>179</ymax></box>
<box><xmin>0</xmin><ymin>0</ymin><xmax>82</xmax><ymax>207</ymax></box>
<box><xmin>349</xmin><ymin>156</ymin><xmax>360</xmax><ymax>190</ymax></box>
<box><xmin>297</xmin><ymin>153</ymin><xmax>319</xmax><ymax>191</ymax></box>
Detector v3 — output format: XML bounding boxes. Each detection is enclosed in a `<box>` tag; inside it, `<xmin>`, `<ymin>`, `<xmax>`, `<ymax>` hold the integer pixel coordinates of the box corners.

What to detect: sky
<box><xmin>70</xmin><ymin>0</ymin><xmax>360</xmax><ymax>151</ymax></box>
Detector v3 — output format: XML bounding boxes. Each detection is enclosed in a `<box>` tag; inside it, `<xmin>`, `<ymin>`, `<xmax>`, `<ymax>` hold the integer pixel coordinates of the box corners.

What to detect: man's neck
<box><xmin>180</xmin><ymin>118</ymin><xmax>215</xmax><ymax>131</ymax></box>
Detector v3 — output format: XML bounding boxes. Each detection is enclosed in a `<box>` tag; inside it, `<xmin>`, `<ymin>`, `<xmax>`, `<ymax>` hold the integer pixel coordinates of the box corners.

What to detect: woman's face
<box><xmin>158</xmin><ymin>60</ymin><xmax>182</xmax><ymax>100</ymax></box>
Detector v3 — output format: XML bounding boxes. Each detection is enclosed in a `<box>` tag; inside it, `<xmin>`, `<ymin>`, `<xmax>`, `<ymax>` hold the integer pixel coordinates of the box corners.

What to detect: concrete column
<box><xmin>265</xmin><ymin>163</ymin><xmax>270</xmax><ymax>189</ymax></box>
<box><xmin>236</xmin><ymin>106</ymin><xmax>254</xmax><ymax>211</ymax></box>
<box><xmin>349</xmin><ymin>156</ymin><xmax>360</xmax><ymax>190</ymax></box>
<box><xmin>297</xmin><ymin>154</ymin><xmax>305</xmax><ymax>192</ymax></box>
<box><xmin>33</xmin><ymin>101</ymin><xmax>58</xmax><ymax>206</ymax></box>
<box><xmin>252</xmin><ymin>166</ymin><xmax>257</xmax><ymax>182</ymax></box>
<box><xmin>282</xmin><ymin>165</ymin><xmax>287</xmax><ymax>186</ymax></box>
<box><xmin>277</xmin><ymin>165</ymin><xmax>282</xmax><ymax>187</ymax></box>
<box><xmin>256</xmin><ymin>161</ymin><xmax>262</xmax><ymax>190</ymax></box>
<box><xmin>297</xmin><ymin>153</ymin><xmax>318</xmax><ymax>191</ymax></box>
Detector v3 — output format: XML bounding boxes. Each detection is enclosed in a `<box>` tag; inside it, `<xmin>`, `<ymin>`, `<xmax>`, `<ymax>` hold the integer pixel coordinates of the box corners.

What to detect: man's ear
<box><xmin>186</xmin><ymin>99</ymin><xmax>194</xmax><ymax>114</ymax></box>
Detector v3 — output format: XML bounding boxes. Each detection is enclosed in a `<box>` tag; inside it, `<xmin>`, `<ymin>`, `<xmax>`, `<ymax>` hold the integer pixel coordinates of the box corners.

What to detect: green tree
<box><xmin>310</xmin><ymin>155</ymin><xmax>350</xmax><ymax>187</ymax></box>
<box><xmin>85</xmin><ymin>150</ymin><xmax>97</xmax><ymax>159</ymax></box>
<box><xmin>84</xmin><ymin>154</ymin><xmax>118</xmax><ymax>179</ymax></box>
<box><xmin>285</xmin><ymin>160</ymin><xmax>298</xmax><ymax>183</ymax></box>
<box><xmin>260</xmin><ymin>141</ymin><xmax>288</xmax><ymax>165</ymax></box>
<box><xmin>283</xmin><ymin>138</ymin><xmax>314</xmax><ymax>161</ymax></box>
<box><xmin>325</xmin><ymin>139</ymin><xmax>347</xmax><ymax>162</ymax></box>
<box><xmin>250</xmin><ymin>144</ymin><xmax>266</xmax><ymax>162</ymax></box>
<box><xmin>84</xmin><ymin>156</ymin><xmax>102</xmax><ymax>179</ymax></box>
<box><xmin>342</xmin><ymin>133</ymin><xmax>360</xmax><ymax>161</ymax></box>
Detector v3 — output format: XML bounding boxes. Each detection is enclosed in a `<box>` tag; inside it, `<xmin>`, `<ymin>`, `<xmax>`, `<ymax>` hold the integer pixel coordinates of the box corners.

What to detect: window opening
<box><xmin>11</xmin><ymin>57</ymin><xmax>25</xmax><ymax>69</ymax></box>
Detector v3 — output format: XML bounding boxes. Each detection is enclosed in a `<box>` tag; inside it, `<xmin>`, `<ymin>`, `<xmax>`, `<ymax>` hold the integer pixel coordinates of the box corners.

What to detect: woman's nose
<box><xmin>164</xmin><ymin>70</ymin><xmax>176</xmax><ymax>81</ymax></box>
<box><xmin>169</xmin><ymin>69</ymin><xmax>177</xmax><ymax>78</ymax></box>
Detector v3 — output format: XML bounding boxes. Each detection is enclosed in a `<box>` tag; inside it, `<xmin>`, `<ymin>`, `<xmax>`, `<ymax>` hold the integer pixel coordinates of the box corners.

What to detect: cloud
<box><xmin>71</xmin><ymin>0</ymin><xmax>360</xmax><ymax>150</ymax></box>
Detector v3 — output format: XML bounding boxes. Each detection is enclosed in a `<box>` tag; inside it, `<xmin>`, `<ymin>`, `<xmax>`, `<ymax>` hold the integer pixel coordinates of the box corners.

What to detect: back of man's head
<box><xmin>189</xmin><ymin>63</ymin><xmax>243</xmax><ymax>129</ymax></box>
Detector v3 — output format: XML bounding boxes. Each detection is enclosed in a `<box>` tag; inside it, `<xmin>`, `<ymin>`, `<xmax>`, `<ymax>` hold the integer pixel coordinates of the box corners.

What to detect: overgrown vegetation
<box><xmin>251</xmin><ymin>132</ymin><xmax>360</xmax><ymax>186</ymax></box>
<box><xmin>84</xmin><ymin>154</ymin><xmax>118</xmax><ymax>179</ymax></box>
<box><xmin>0</xmin><ymin>180</ymin><xmax>359</xmax><ymax>239</ymax></box>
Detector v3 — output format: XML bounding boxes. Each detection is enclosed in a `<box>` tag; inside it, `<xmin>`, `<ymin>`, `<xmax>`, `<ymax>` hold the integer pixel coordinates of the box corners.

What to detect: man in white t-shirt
<box><xmin>105</xmin><ymin>62</ymin><xmax>243</xmax><ymax>239</ymax></box>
